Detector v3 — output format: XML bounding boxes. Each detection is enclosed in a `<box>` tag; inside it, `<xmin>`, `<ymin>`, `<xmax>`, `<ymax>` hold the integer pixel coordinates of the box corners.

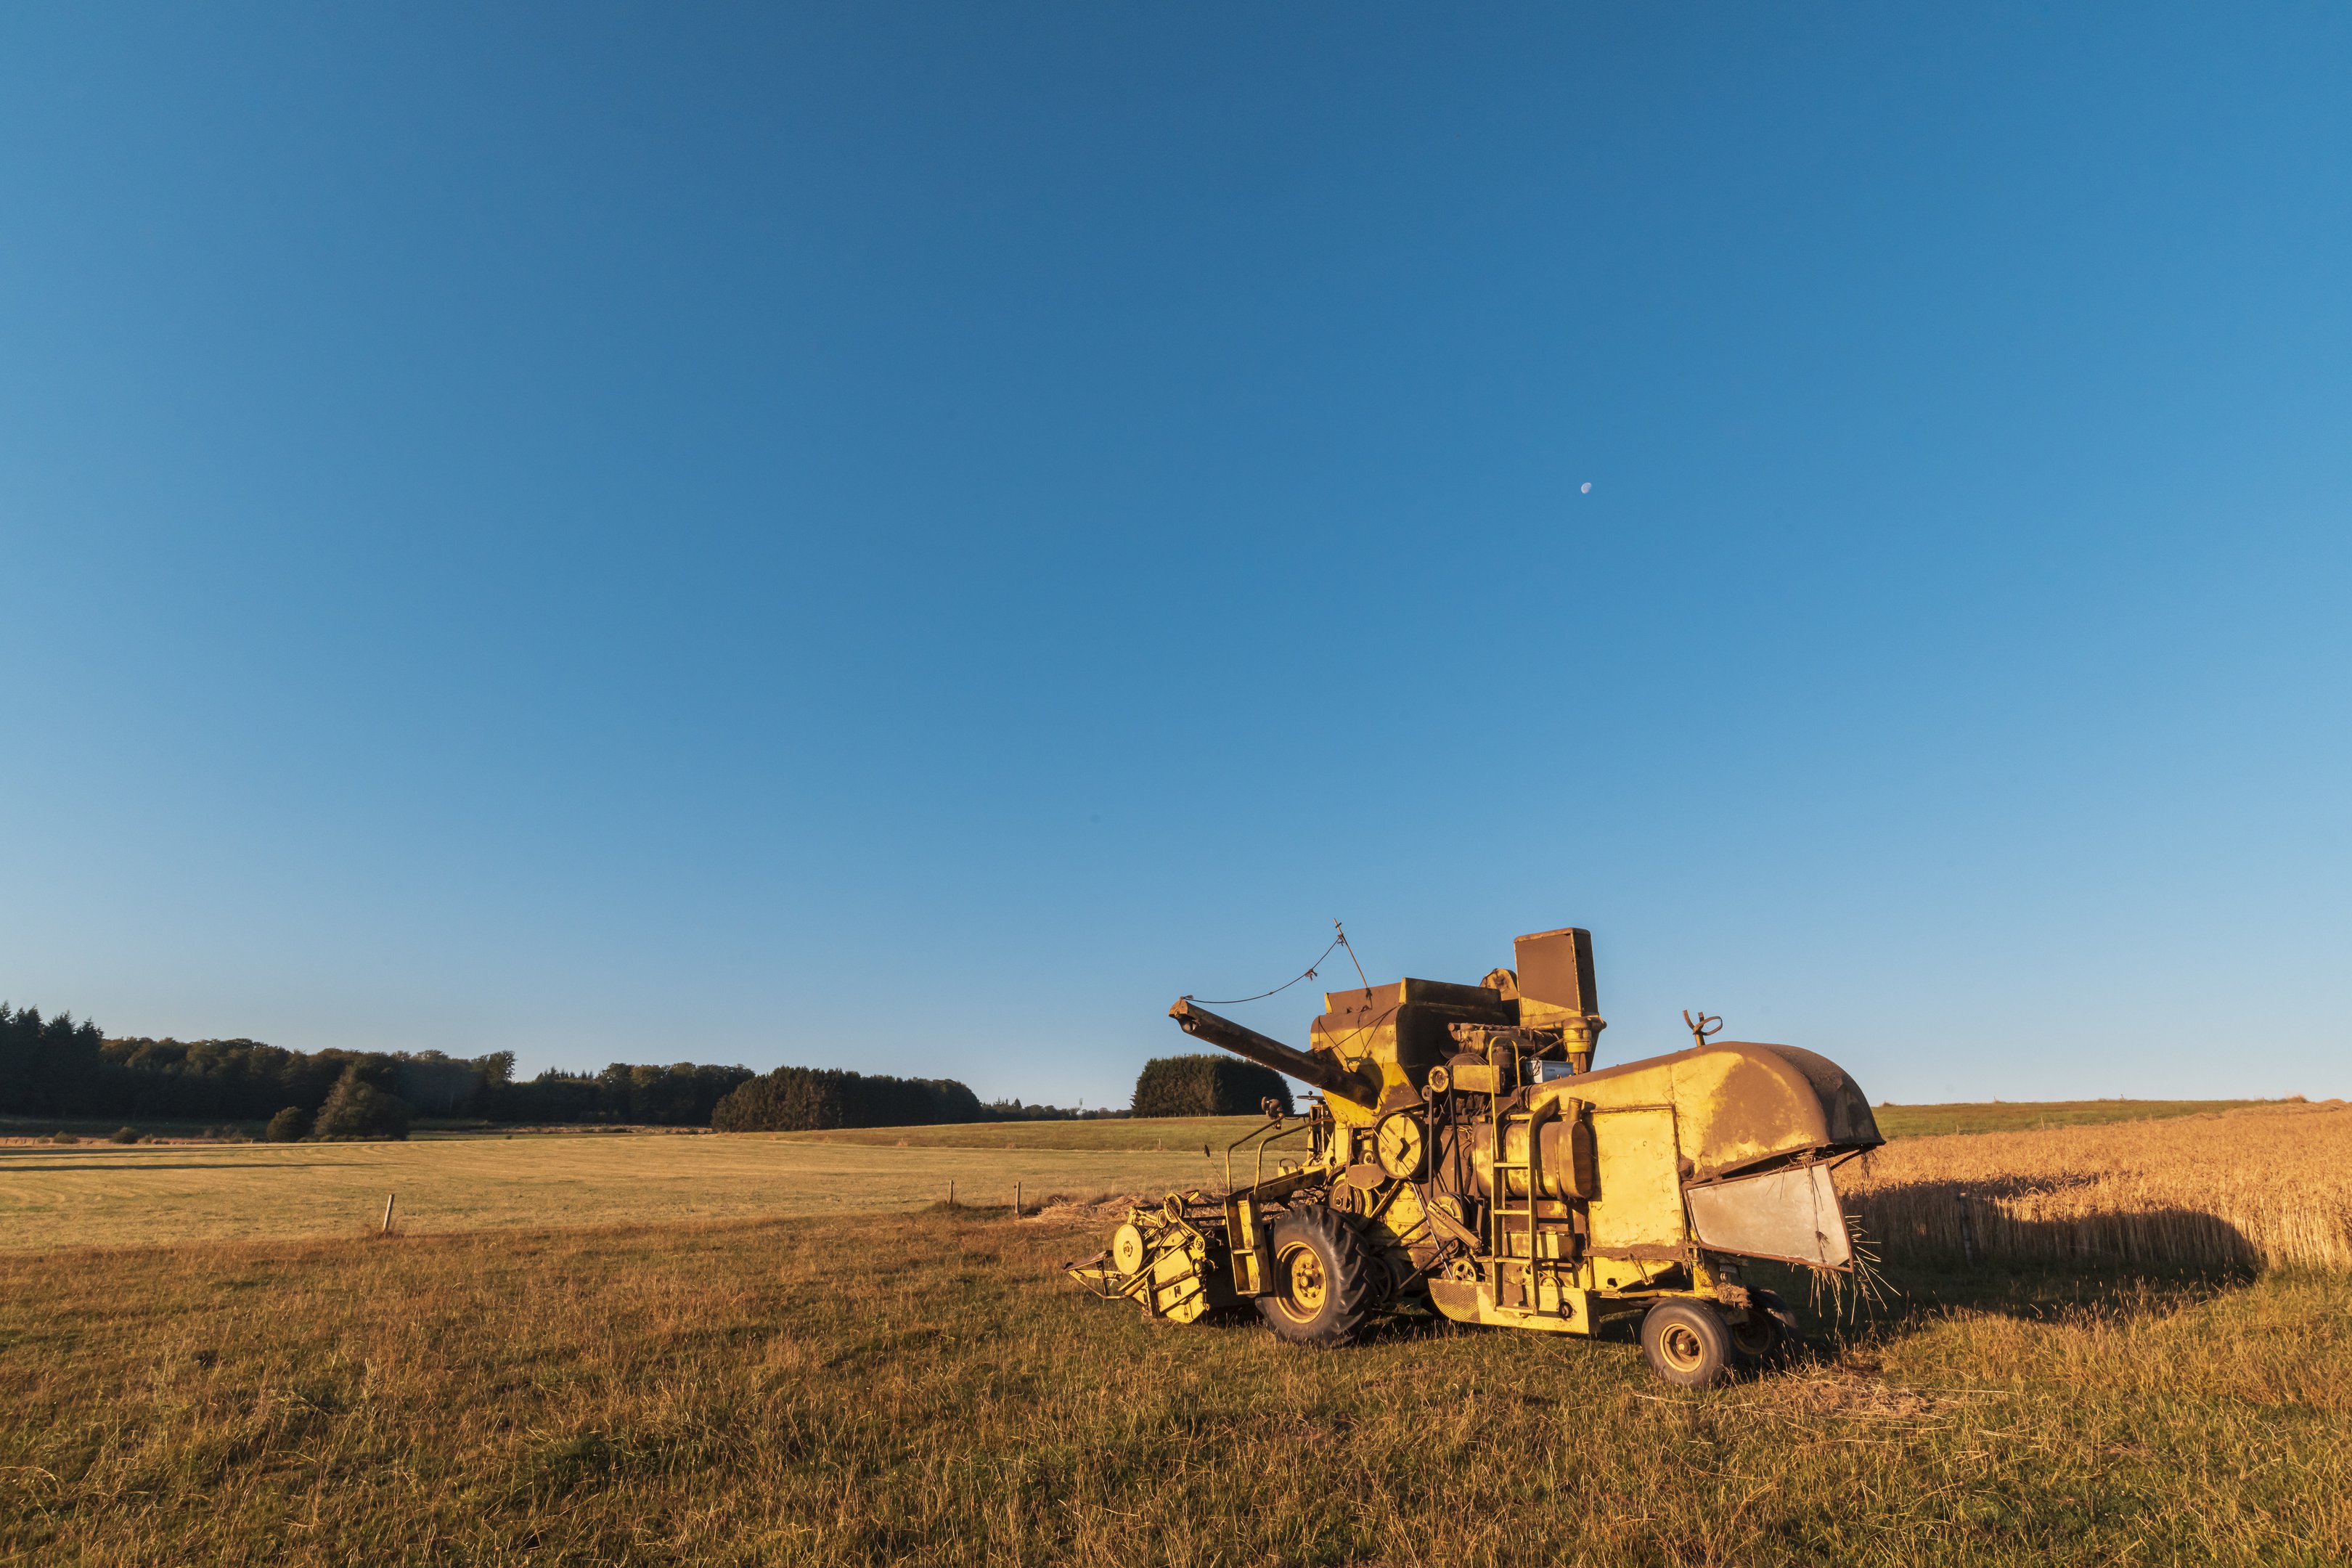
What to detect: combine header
<box><xmin>1070</xmin><ymin>926</ymin><xmax>1882</xmax><ymax>1386</ymax></box>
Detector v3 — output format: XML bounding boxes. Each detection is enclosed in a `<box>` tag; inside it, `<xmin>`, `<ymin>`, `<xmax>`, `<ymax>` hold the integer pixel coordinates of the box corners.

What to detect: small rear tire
<box><xmin>1257</xmin><ymin>1206</ymin><xmax>1380</xmax><ymax>1346</ymax></box>
<box><xmin>1728</xmin><ymin>1310</ymin><xmax>1778</xmax><ymax>1363</ymax></box>
<box><xmin>1730</xmin><ymin>1288</ymin><xmax>1799</xmax><ymax>1366</ymax></box>
<box><xmin>1641</xmin><ymin>1299</ymin><xmax>1734</xmax><ymax>1389</ymax></box>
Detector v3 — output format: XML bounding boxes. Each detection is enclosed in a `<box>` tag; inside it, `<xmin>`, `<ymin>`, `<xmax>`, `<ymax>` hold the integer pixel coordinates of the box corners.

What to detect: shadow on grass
<box><xmin>1847</xmin><ymin>1177</ymin><xmax>2273</xmax><ymax>1270</ymax></box>
<box><xmin>920</xmin><ymin>1201</ymin><xmax>1023</xmax><ymax>1219</ymax></box>
<box><xmin>1740</xmin><ymin>1247</ymin><xmax>2258</xmax><ymax>1370</ymax></box>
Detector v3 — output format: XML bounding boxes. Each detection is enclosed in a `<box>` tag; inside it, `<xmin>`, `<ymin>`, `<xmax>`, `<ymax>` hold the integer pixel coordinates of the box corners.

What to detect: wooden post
<box><xmin>948</xmin><ymin>1180</ymin><xmax>955</xmax><ymax>1209</ymax></box>
<box><xmin>380</xmin><ymin>1193</ymin><xmax>396</xmax><ymax>1237</ymax></box>
<box><xmin>1015</xmin><ymin>1182</ymin><xmax>1022</xmax><ymax>1217</ymax></box>
<box><xmin>1956</xmin><ymin>1192</ymin><xmax>1976</xmax><ymax>1265</ymax></box>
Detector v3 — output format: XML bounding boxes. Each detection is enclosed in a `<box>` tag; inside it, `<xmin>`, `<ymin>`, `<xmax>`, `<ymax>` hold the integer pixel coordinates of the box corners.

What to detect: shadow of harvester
<box><xmin>1842</xmin><ymin>1175</ymin><xmax>2287</xmax><ymax>1275</ymax></box>
<box><xmin>1720</xmin><ymin>1178</ymin><xmax>2273</xmax><ymax>1352</ymax></box>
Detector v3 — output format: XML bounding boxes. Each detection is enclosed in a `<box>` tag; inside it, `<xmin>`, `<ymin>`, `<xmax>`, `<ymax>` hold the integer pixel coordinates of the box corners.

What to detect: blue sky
<box><xmin>4</xmin><ymin>5</ymin><xmax>2347</xmax><ymax>1108</ymax></box>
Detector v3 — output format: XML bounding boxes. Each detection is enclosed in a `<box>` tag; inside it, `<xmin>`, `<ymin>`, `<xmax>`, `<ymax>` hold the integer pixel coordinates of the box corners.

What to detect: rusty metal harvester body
<box><xmin>1069</xmin><ymin>926</ymin><xmax>1884</xmax><ymax>1386</ymax></box>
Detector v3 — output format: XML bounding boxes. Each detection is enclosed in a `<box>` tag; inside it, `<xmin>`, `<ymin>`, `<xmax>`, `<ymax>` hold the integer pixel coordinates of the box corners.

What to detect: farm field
<box><xmin>772</xmin><ymin>1114</ymin><xmax>1275</xmax><ymax>1151</ymax></box>
<box><xmin>1867</xmin><ymin>1098</ymin><xmax>2278</xmax><ymax>1140</ymax></box>
<box><xmin>0</xmin><ymin>1133</ymin><xmax>1212</xmax><ymax>1251</ymax></box>
<box><xmin>1</xmin><ymin>1101</ymin><xmax>2348</xmax><ymax>1561</ymax></box>
<box><xmin>1845</xmin><ymin>1100</ymin><xmax>2352</xmax><ymax>1271</ymax></box>
<box><xmin>5</xmin><ymin>1203</ymin><xmax>2349</xmax><ymax>1565</ymax></box>
<box><xmin>4</xmin><ymin>1094</ymin><xmax>2282</xmax><ymax>1156</ymax></box>
<box><xmin>769</xmin><ymin>1096</ymin><xmax>2284</xmax><ymax>1151</ymax></box>
<box><xmin>0</xmin><ymin>1099</ymin><xmax>2311</xmax><ymax>1252</ymax></box>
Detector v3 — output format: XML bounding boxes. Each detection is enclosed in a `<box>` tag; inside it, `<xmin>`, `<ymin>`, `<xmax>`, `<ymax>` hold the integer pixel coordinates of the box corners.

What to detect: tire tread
<box><xmin>1257</xmin><ymin>1204</ymin><xmax>1381</xmax><ymax>1345</ymax></box>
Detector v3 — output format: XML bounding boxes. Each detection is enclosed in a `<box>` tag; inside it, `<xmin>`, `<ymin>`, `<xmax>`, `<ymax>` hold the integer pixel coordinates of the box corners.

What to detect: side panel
<box><xmin>1427</xmin><ymin>1277</ymin><xmax>1594</xmax><ymax>1335</ymax></box>
<box><xmin>1512</xmin><ymin>927</ymin><xmax>1597</xmax><ymax>1012</ymax></box>
<box><xmin>1585</xmin><ymin>1107</ymin><xmax>1686</xmax><ymax>1253</ymax></box>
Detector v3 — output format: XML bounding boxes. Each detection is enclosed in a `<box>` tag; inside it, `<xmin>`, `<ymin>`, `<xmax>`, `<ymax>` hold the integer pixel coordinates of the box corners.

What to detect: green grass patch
<box><xmin>1872</xmin><ymin>1098</ymin><xmax>2282</xmax><ymax>1139</ymax></box>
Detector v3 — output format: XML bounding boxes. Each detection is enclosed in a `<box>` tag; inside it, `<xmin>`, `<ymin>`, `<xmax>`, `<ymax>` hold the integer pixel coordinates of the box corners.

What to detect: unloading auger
<box><xmin>1068</xmin><ymin>926</ymin><xmax>1883</xmax><ymax>1386</ymax></box>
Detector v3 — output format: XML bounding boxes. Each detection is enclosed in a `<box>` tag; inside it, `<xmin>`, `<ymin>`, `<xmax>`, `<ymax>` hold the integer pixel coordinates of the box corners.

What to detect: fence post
<box><xmin>948</xmin><ymin>1180</ymin><xmax>955</xmax><ymax>1209</ymax></box>
<box><xmin>1015</xmin><ymin>1181</ymin><xmax>1022</xmax><ymax>1217</ymax></box>
<box><xmin>380</xmin><ymin>1193</ymin><xmax>396</xmax><ymax>1237</ymax></box>
<box><xmin>1956</xmin><ymin>1191</ymin><xmax>1977</xmax><ymax>1265</ymax></box>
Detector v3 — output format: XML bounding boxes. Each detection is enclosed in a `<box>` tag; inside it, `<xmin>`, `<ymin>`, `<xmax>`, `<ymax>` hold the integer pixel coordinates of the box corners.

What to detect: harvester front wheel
<box><xmin>1641</xmin><ymin>1300</ymin><xmax>1734</xmax><ymax>1389</ymax></box>
<box><xmin>1258</xmin><ymin>1206</ymin><xmax>1379</xmax><ymax>1346</ymax></box>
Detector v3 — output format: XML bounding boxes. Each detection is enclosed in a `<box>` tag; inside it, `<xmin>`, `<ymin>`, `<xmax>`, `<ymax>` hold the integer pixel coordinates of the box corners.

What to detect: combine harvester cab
<box><xmin>1069</xmin><ymin>926</ymin><xmax>1883</xmax><ymax>1387</ymax></box>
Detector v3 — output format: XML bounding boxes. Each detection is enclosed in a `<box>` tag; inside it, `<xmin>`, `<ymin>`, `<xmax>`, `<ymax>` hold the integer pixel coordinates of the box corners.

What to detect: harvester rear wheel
<box><xmin>1257</xmin><ymin>1206</ymin><xmax>1379</xmax><ymax>1346</ymax></box>
<box><xmin>1641</xmin><ymin>1300</ymin><xmax>1734</xmax><ymax>1388</ymax></box>
<box><xmin>1728</xmin><ymin>1288</ymin><xmax>1799</xmax><ymax>1366</ymax></box>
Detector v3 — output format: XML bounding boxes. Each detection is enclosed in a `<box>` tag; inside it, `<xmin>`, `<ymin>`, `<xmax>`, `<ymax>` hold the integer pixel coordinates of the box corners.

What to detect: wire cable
<box><xmin>1184</xmin><ymin>935</ymin><xmax>1343</xmax><ymax>1005</ymax></box>
<box><xmin>1184</xmin><ymin>920</ymin><xmax>1371</xmax><ymax>1007</ymax></box>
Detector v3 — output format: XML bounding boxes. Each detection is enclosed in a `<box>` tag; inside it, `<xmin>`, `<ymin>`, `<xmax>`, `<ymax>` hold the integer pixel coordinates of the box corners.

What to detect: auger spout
<box><xmin>1167</xmin><ymin>998</ymin><xmax>1379</xmax><ymax>1108</ymax></box>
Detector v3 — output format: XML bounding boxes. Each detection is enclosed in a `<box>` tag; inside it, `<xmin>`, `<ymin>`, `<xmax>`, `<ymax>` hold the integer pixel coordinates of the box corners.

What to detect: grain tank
<box><xmin>1068</xmin><ymin>926</ymin><xmax>1882</xmax><ymax>1386</ymax></box>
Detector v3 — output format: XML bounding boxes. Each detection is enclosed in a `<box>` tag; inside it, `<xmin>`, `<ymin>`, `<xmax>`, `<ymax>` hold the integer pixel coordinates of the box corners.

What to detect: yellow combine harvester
<box><xmin>1069</xmin><ymin>926</ymin><xmax>1882</xmax><ymax>1387</ymax></box>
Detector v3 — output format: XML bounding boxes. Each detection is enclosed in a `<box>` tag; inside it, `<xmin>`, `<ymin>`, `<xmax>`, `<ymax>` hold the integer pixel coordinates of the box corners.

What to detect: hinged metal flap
<box><xmin>1683</xmin><ymin>1162</ymin><xmax>1853</xmax><ymax>1269</ymax></box>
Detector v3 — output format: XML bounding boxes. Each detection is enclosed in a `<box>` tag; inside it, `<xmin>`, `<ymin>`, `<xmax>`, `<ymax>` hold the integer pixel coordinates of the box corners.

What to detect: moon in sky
<box><xmin>1580</xmin><ymin>481</ymin><xmax>1593</xmax><ymax>494</ymax></box>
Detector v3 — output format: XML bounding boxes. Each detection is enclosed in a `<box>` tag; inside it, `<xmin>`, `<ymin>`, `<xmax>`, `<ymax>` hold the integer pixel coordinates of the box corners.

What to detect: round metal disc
<box><xmin>1111</xmin><ymin>1222</ymin><xmax>1146</xmax><ymax>1275</ymax></box>
<box><xmin>1375</xmin><ymin>1113</ymin><xmax>1425</xmax><ymax>1180</ymax></box>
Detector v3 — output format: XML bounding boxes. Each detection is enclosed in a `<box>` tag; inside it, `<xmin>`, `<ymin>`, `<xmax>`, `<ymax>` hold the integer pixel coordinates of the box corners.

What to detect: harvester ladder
<box><xmin>1487</xmin><ymin>1103</ymin><xmax>1552</xmax><ymax>1315</ymax></box>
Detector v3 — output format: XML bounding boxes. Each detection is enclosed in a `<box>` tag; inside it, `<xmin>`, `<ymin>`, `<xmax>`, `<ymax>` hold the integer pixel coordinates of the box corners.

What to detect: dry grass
<box><xmin>1842</xmin><ymin>1101</ymin><xmax>2352</xmax><ymax>1272</ymax></box>
<box><xmin>0</xmin><ymin>1114</ymin><xmax>1283</xmax><ymax>1153</ymax></box>
<box><xmin>0</xmin><ymin>1133</ymin><xmax>1215</xmax><ymax>1251</ymax></box>
<box><xmin>771</xmin><ymin>1116</ymin><xmax>1275</xmax><ymax>1151</ymax></box>
<box><xmin>5</xmin><ymin>1209</ymin><xmax>2349</xmax><ymax>1566</ymax></box>
<box><xmin>8</xmin><ymin>1111</ymin><xmax>2352</xmax><ymax>1561</ymax></box>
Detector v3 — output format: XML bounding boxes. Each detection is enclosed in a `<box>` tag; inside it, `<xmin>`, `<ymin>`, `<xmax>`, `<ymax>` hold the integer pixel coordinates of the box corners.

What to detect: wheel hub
<box><xmin>1277</xmin><ymin>1244</ymin><xmax>1327</xmax><ymax>1318</ymax></box>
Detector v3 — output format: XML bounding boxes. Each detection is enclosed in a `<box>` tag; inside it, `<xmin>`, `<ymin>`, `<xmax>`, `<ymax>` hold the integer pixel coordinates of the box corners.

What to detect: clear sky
<box><xmin>4</xmin><ymin>6</ymin><xmax>2348</xmax><ymax>1108</ymax></box>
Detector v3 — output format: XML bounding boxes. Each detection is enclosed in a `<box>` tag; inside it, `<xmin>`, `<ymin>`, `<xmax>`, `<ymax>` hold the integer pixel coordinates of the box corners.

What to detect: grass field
<box><xmin>0</xmin><ymin>1100</ymin><xmax>2303</xmax><ymax>1252</ymax></box>
<box><xmin>5</xmin><ymin>1206</ymin><xmax>2347</xmax><ymax>1565</ymax></box>
<box><xmin>9</xmin><ymin>1098</ymin><xmax>2350</xmax><ymax>1563</ymax></box>
<box><xmin>5</xmin><ymin>1095</ymin><xmax>2287</xmax><ymax>1155</ymax></box>
<box><xmin>775</xmin><ymin>1100</ymin><xmax>2294</xmax><ymax>1148</ymax></box>
<box><xmin>1867</xmin><ymin>1098</ymin><xmax>2280</xmax><ymax>1139</ymax></box>
<box><xmin>0</xmin><ymin>1134</ymin><xmax>1214</xmax><ymax>1251</ymax></box>
<box><xmin>775</xmin><ymin>1115</ymin><xmax>1278</xmax><ymax>1151</ymax></box>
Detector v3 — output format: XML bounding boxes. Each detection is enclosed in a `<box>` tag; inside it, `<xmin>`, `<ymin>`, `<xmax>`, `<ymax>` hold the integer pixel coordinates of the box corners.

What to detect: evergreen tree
<box><xmin>311</xmin><ymin>1067</ymin><xmax>410</xmax><ymax>1141</ymax></box>
<box><xmin>1131</xmin><ymin>1054</ymin><xmax>1294</xmax><ymax>1118</ymax></box>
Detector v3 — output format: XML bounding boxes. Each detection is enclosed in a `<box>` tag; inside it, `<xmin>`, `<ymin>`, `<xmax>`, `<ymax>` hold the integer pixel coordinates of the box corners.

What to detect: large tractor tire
<box><xmin>1641</xmin><ymin>1299</ymin><xmax>1735</xmax><ymax>1389</ymax></box>
<box><xmin>1257</xmin><ymin>1206</ymin><xmax>1381</xmax><ymax>1346</ymax></box>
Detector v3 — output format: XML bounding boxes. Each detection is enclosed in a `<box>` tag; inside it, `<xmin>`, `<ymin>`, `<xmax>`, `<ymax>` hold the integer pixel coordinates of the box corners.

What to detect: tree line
<box><xmin>1</xmin><ymin>1002</ymin><xmax>1302</xmax><ymax>1135</ymax></box>
<box><xmin>0</xmin><ymin>1005</ymin><xmax>759</xmax><ymax>1129</ymax></box>
<box><xmin>0</xmin><ymin>1003</ymin><xmax>1111</xmax><ymax>1134</ymax></box>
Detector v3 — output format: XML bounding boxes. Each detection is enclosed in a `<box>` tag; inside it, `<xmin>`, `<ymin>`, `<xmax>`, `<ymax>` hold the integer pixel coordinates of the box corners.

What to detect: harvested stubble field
<box><xmin>772</xmin><ymin>1099</ymin><xmax>2287</xmax><ymax>1148</ymax></box>
<box><xmin>0</xmin><ymin>1130</ymin><xmax>1224</xmax><ymax>1251</ymax></box>
<box><xmin>4</xmin><ymin>1101</ymin><xmax>2349</xmax><ymax>1564</ymax></box>
<box><xmin>0</xmin><ymin>1100</ymin><xmax>2293</xmax><ymax>1253</ymax></box>
<box><xmin>5</xmin><ymin>1206</ymin><xmax>2349</xmax><ymax>1565</ymax></box>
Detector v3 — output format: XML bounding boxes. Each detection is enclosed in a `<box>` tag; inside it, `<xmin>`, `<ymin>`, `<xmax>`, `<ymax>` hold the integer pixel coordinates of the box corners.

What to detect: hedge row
<box><xmin>1131</xmin><ymin>1054</ymin><xmax>1294</xmax><ymax>1118</ymax></box>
